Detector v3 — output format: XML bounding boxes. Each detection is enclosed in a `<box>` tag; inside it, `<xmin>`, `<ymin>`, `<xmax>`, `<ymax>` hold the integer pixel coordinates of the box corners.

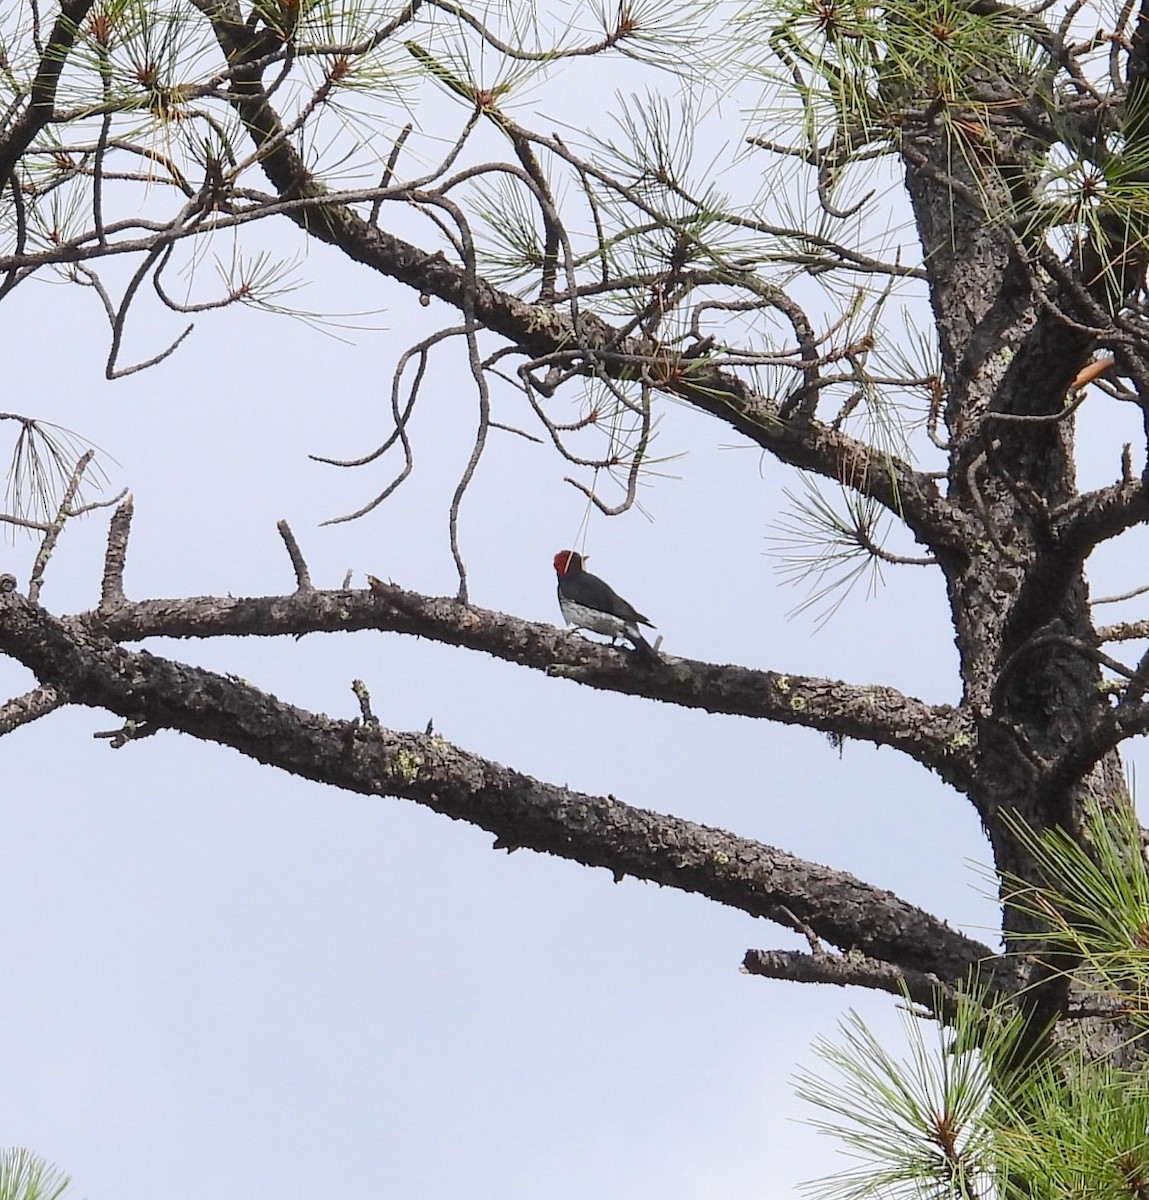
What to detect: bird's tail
<box><xmin>628</xmin><ymin>630</ymin><xmax>659</xmax><ymax>663</ymax></box>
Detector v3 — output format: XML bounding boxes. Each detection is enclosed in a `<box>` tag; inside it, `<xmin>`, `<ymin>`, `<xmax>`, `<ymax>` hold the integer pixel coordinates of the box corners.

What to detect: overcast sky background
<box><xmin>1</xmin><ymin>3</ymin><xmax>1148</xmax><ymax>1197</ymax></box>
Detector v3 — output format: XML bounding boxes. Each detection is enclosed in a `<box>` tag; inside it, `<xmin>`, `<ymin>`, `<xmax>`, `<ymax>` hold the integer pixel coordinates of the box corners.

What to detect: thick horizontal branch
<box><xmin>81</xmin><ymin>579</ymin><xmax>976</xmax><ymax>788</ymax></box>
<box><xmin>0</xmin><ymin>584</ymin><xmax>993</xmax><ymax>981</ymax></box>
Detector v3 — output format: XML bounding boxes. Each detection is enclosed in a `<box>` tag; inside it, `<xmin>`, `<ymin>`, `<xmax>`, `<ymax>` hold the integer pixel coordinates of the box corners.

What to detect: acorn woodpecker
<box><xmin>553</xmin><ymin>550</ymin><xmax>657</xmax><ymax>660</ymax></box>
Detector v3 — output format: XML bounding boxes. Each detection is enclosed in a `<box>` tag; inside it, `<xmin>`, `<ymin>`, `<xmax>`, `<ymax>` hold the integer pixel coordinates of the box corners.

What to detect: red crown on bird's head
<box><xmin>553</xmin><ymin>550</ymin><xmax>583</xmax><ymax>576</ymax></box>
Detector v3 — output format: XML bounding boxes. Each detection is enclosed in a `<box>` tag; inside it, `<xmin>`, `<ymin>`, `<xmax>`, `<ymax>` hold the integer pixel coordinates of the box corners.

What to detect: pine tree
<box><xmin>0</xmin><ymin>0</ymin><xmax>1147</xmax><ymax>1164</ymax></box>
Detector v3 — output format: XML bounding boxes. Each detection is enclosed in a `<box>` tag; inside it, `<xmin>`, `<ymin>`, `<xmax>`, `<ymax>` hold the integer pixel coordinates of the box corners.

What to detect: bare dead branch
<box><xmin>316</xmin><ymin>328</ymin><xmax>462</xmax><ymax>525</ymax></box>
<box><xmin>100</xmin><ymin>495</ymin><xmax>133</xmax><ymax>609</ymax></box>
<box><xmin>106</xmin><ymin>280</ymin><xmax>196</xmax><ymax>378</ymax></box>
<box><xmin>93</xmin><ymin>717</ymin><xmax>159</xmax><ymax>748</ymax></box>
<box><xmin>351</xmin><ymin>678</ymin><xmax>377</xmax><ymax>725</ymax></box>
<box><xmin>0</xmin><ymin>173</ymin><xmax>28</xmax><ymax>303</ymax></box>
<box><xmin>370</xmin><ymin>122</ymin><xmax>413</xmax><ymax>226</ymax></box>
<box><xmin>742</xmin><ymin>948</ymin><xmax>963</xmax><ymax>1008</ymax></box>
<box><xmin>1048</xmin><ymin>696</ymin><xmax>1149</xmax><ymax>792</ymax></box>
<box><xmin>1051</xmin><ymin>476</ymin><xmax>1149</xmax><ymax>559</ymax></box>
<box><xmin>0</xmin><ymin>513</ymin><xmax>50</xmax><ymax>532</ymax></box>
<box><xmin>775</xmin><ymin>905</ymin><xmax>828</xmax><ymax>957</ymax></box>
<box><xmin>0</xmin><ymin>582</ymin><xmax>994</xmax><ymax>983</ymax></box>
<box><xmin>67</xmin><ymin>485</ymin><xmax>126</xmax><ymax>517</ymax></box>
<box><xmin>982</xmin><ymin>390</ymin><xmax>1088</xmax><ymax>425</ymax></box>
<box><xmin>426</xmin><ymin>192</ymin><xmax>491</xmax><ymax>604</ymax></box>
<box><xmin>69</xmin><ymin>574</ymin><xmax>976</xmax><ymax>787</ymax></box>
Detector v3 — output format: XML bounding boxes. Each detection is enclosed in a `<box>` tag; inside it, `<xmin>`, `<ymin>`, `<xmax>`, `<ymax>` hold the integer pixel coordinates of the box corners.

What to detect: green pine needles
<box><xmin>799</xmin><ymin>802</ymin><xmax>1149</xmax><ymax>1200</ymax></box>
